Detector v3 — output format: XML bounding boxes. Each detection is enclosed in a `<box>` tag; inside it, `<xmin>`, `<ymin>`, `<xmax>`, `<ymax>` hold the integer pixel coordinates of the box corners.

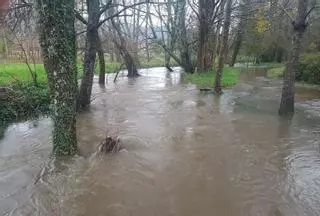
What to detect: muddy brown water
<box><xmin>1</xmin><ymin>67</ymin><xmax>320</xmax><ymax>216</ymax></box>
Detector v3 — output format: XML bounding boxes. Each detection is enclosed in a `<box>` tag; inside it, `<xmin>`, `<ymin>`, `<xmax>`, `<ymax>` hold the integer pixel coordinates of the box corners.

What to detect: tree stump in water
<box><xmin>98</xmin><ymin>136</ymin><xmax>121</xmax><ymax>153</ymax></box>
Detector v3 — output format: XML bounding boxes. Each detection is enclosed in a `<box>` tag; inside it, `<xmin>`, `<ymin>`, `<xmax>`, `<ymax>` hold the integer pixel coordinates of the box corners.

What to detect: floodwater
<box><xmin>1</xmin><ymin>67</ymin><xmax>320</xmax><ymax>216</ymax></box>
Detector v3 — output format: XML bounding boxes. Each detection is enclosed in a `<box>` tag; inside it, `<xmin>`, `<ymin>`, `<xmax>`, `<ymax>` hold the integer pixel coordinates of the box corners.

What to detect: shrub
<box><xmin>267</xmin><ymin>67</ymin><xmax>285</xmax><ymax>78</ymax></box>
<box><xmin>297</xmin><ymin>53</ymin><xmax>320</xmax><ymax>84</ymax></box>
<box><xmin>0</xmin><ymin>82</ymin><xmax>50</xmax><ymax>122</ymax></box>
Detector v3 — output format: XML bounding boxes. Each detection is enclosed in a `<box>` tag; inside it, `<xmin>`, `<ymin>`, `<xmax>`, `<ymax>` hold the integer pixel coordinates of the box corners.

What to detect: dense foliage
<box><xmin>0</xmin><ymin>82</ymin><xmax>50</xmax><ymax>121</ymax></box>
<box><xmin>297</xmin><ymin>53</ymin><xmax>320</xmax><ymax>84</ymax></box>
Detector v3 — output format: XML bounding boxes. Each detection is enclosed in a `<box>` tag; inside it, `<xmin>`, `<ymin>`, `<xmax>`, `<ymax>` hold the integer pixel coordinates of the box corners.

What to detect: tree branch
<box><xmin>98</xmin><ymin>1</ymin><xmax>149</xmax><ymax>27</ymax></box>
<box><xmin>279</xmin><ymin>3</ymin><xmax>294</xmax><ymax>23</ymax></box>
<box><xmin>305</xmin><ymin>5</ymin><xmax>320</xmax><ymax>19</ymax></box>
<box><xmin>7</xmin><ymin>3</ymin><xmax>32</xmax><ymax>12</ymax></box>
<box><xmin>99</xmin><ymin>0</ymin><xmax>112</xmax><ymax>17</ymax></box>
<box><xmin>74</xmin><ymin>10</ymin><xmax>88</xmax><ymax>25</ymax></box>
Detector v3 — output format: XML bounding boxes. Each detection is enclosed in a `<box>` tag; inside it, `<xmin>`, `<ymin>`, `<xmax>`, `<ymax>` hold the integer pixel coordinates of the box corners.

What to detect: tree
<box><xmin>76</xmin><ymin>0</ymin><xmax>146</xmax><ymax>108</ymax></box>
<box><xmin>196</xmin><ymin>0</ymin><xmax>222</xmax><ymax>71</ymax></box>
<box><xmin>279</xmin><ymin>0</ymin><xmax>310</xmax><ymax>116</ymax></box>
<box><xmin>36</xmin><ymin>0</ymin><xmax>78</xmax><ymax>155</ymax></box>
<box><xmin>214</xmin><ymin>0</ymin><xmax>232</xmax><ymax>93</ymax></box>
<box><xmin>179</xmin><ymin>0</ymin><xmax>194</xmax><ymax>73</ymax></box>
<box><xmin>229</xmin><ymin>0</ymin><xmax>250</xmax><ymax>67</ymax></box>
<box><xmin>77</xmin><ymin>0</ymin><xmax>100</xmax><ymax>108</ymax></box>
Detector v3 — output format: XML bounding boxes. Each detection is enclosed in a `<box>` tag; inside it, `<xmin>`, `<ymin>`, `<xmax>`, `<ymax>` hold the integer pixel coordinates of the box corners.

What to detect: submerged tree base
<box><xmin>98</xmin><ymin>136</ymin><xmax>122</xmax><ymax>153</ymax></box>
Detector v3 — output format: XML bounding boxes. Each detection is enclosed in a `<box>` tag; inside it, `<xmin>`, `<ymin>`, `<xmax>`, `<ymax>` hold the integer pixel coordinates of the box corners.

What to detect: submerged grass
<box><xmin>184</xmin><ymin>67</ymin><xmax>241</xmax><ymax>88</ymax></box>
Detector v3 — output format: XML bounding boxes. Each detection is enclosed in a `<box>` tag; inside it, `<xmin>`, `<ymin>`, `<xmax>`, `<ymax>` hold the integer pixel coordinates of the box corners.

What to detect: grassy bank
<box><xmin>0</xmin><ymin>63</ymin><xmax>121</xmax><ymax>85</ymax></box>
<box><xmin>184</xmin><ymin>67</ymin><xmax>241</xmax><ymax>88</ymax></box>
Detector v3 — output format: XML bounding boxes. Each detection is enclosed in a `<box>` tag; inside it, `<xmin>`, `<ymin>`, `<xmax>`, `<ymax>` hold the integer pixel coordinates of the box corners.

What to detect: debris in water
<box><xmin>199</xmin><ymin>88</ymin><xmax>213</xmax><ymax>92</ymax></box>
<box><xmin>98</xmin><ymin>136</ymin><xmax>121</xmax><ymax>153</ymax></box>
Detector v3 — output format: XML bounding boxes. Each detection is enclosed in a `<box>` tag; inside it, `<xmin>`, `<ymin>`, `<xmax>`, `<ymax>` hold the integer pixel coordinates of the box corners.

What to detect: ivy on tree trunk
<box><xmin>36</xmin><ymin>0</ymin><xmax>78</xmax><ymax>155</ymax></box>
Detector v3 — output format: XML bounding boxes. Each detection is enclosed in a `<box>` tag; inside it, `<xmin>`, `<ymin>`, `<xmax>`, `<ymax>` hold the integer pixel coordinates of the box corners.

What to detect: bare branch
<box><xmin>279</xmin><ymin>3</ymin><xmax>294</xmax><ymax>22</ymax></box>
<box><xmin>7</xmin><ymin>3</ymin><xmax>32</xmax><ymax>12</ymax></box>
<box><xmin>75</xmin><ymin>10</ymin><xmax>88</xmax><ymax>25</ymax></box>
<box><xmin>98</xmin><ymin>1</ymin><xmax>149</xmax><ymax>27</ymax></box>
<box><xmin>99</xmin><ymin>0</ymin><xmax>112</xmax><ymax>17</ymax></box>
<box><xmin>305</xmin><ymin>5</ymin><xmax>320</xmax><ymax>19</ymax></box>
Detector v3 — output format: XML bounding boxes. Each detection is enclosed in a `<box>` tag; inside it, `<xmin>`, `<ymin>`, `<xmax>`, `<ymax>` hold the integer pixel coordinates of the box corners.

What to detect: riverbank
<box><xmin>184</xmin><ymin>67</ymin><xmax>241</xmax><ymax>88</ymax></box>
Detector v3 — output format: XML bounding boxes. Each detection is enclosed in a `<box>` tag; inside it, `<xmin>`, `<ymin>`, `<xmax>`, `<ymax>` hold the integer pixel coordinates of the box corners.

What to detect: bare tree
<box><xmin>214</xmin><ymin>0</ymin><xmax>232</xmax><ymax>93</ymax></box>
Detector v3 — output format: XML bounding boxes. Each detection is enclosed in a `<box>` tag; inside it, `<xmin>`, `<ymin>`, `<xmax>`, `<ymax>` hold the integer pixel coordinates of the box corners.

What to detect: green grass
<box><xmin>185</xmin><ymin>67</ymin><xmax>241</xmax><ymax>88</ymax></box>
<box><xmin>267</xmin><ymin>66</ymin><xmax>285</xmax><ymax>78</ymax></box>
<box><xmin>0</xmin><ymin>62</ymin><xmax>121</xmax><ymax>85</ymax></box>
<box><xmin>0</xmin><ymin>64</ymin><xmax>48</xmax><ymax>84</ymax></box>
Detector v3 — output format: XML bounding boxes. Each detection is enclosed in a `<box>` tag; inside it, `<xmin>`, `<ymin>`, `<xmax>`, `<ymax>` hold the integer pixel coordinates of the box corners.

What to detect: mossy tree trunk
<box><xmin>279</xmin><ymin>0</ymin><xmax>308</xmax><ymax>117</ymax></box>
<box><xmin>214</xmin><ymin>0</ymin><xmax>232</xmax><ymax>94</ymax></box>
<box><xmin>36</xmin><ymin>0</ymin><xmax>78</xmax><ymax>155</ymax></box>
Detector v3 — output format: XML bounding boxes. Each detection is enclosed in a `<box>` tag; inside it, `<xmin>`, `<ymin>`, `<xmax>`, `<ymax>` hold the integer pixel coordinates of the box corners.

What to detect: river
<box><xmin>1</xmin><ymin>67</ymin><xmax>320</xmax><ymax>216</ymax></box>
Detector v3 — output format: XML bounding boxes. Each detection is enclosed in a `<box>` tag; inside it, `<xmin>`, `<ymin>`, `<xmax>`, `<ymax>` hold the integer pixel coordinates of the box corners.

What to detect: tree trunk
<box><xmin>97</xmin><ymin>35</ymin><xmax>106</xmax><ymax>85</ymax></box>
<box><xmin>230</xmin><ymin>23</ymin><xmax>243</xmax><ymax>67</ymax></box>
<box><xmin>230</xmin><ymin>0</ymin><xmax>248</xmax><ymax>67</ymax></box>
<box><xmin>36</xmin><ymin>0</ymin><xmax>78</xmax><ymax>155</ymax></box>
<box><xmin>78</xmin><ymin>0</ymin><xmax>100</xmax><ymax>108</ymax></box>
<box><xmin>196</xmin><ymin>0</ymin><xmax>212</xmax><ymax>72</ymax></box>
<box><xmin>111</xmin><ymin>19</ymin><xmax>139</xmax><ymax>78</ymax></box>
<box><xmin>279</xmin><ymin>0</ymin><xmax>308</xmax><ymax>116</ymax></box>
<box><xmin>214</xmin><ymin>0</ymin><xmax>232</xmax><ymax>93</ymax></box>
<box><xmin>179</xmin><ymin>0</ymin><xmax>194</xmax><ymax>73</ymax></box>
<box><xmin>78</xmin><ymin>27</ymin><xmax>98</xmax><ymax>107</ymax></box>
<box><xmin>212</xmin><ymin>0</ymin><xmax>226</xmax><ymax>67</ymax></box>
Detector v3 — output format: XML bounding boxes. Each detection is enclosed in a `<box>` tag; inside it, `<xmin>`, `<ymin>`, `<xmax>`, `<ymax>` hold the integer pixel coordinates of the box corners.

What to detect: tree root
<box><xmin>98</xmin><ymin>136</ymin><xmax>121</xmax><ymax>153</ymax></box>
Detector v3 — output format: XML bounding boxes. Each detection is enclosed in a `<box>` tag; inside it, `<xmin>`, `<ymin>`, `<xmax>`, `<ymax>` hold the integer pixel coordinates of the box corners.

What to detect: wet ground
<box><xmin>1</xmin><ymin>67</ymin><xmax>320</xmax><ymax>216</ymax></box>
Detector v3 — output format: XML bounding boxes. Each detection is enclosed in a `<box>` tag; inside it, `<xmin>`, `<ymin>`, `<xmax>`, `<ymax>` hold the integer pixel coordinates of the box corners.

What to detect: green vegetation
<box><xmin>267</xmin><ymin>53</ymin><xmax>320</xmax><ymax>85</ymax></box>
<box><xmin>0</xmin><ymin>64</ymin><xmax>48</xmax><ymax>85</ymax></box>
<box><xmin>184</xmin><ymin>67</ymin><xmax>241</xmax><ymax>88</ymax></box>
<box><xmin>0</xmin><ymin>62</ymin><xmax>122</xmax><ymax>85</ymax></box>
<box><xmin>93</xmin><ymin>61</ymin><xmax>122</xmax><ymax>74</ymax></box>
<box><xmin>0</xmin><ymin>82</ymin><xmax>50</xmax><ymax>138</ymax></box>
<box><xmin>297</xmin><ymin>53</ymin><xmax>320</xmax><ymax>85</ymax></box>
<box><xmin>267</xmin><ymin>66</ymin><xmax>284</xmax><ymax>78</ymax></box>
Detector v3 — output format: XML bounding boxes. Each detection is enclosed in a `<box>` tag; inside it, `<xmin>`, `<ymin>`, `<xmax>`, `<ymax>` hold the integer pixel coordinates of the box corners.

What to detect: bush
<box><xmin>267</xmin><ymin>67</ymin><xmax>285</xmax><ymax>78</ymax></box>
<box><xmin>297</xmin><ymin>53</ymin><xmax>320</xmax><ymax>84</ymax></box>
<box><xmin>0</xmin><ymin>82</ymin><xmax>50</xmax><ymax>122</ymax></box>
